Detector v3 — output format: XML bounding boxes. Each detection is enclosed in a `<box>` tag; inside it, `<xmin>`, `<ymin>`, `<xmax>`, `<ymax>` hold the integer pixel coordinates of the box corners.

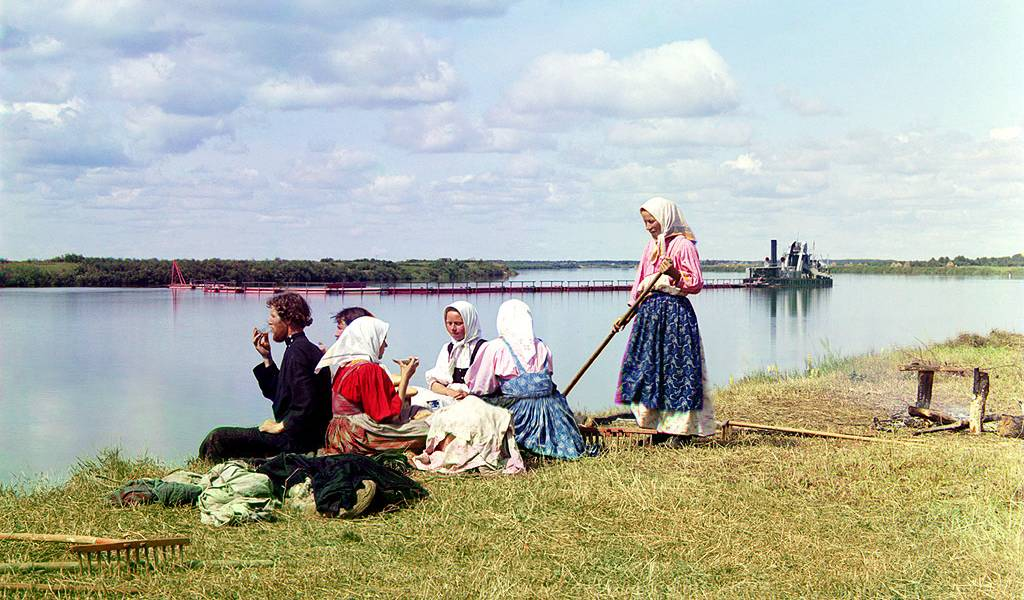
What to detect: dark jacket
<box><xmin>253</xmin><ymin>331</ymin><xmax>332</xmax><ymax>453</ymax></box>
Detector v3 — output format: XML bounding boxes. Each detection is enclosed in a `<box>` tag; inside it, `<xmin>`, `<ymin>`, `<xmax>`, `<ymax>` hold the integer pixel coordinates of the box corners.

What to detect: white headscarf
<box><xmin>496</xmin><ymin>299</ymin><xmax>536</xmax><ymax>364</ymax></box>
<box><xmin>315</xmin><ymin>316</ymin><xmax>389</xmax><ymax>373</ymax></box>
<box><xmin>640</xmin><ymin>196</ymin><xmax>697</xmax><ymax>262</ymax></box>
<box><xmin>444</xmin><ymin>301</ymin><xmax>482</xmax><ymax>372</ymax></box>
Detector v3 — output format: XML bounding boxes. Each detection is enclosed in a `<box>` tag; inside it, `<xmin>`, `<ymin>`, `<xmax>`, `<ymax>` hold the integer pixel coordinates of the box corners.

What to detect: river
<box><xmin>1</xmin><ymin>270</ymin><xmax>1021</xmax><ymax>482</ymax></box>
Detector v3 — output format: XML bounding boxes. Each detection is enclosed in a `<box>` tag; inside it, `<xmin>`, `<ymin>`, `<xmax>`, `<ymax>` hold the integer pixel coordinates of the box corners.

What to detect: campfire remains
<box><xmin>899</xmin><ymin>361</ymin><xmax>1022</xmax><ymax>437</ymax></box>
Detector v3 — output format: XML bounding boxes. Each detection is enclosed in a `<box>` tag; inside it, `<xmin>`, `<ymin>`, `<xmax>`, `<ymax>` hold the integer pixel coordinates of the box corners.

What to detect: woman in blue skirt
<box><xmin>467</xmin><ymin>299</ymin><xmax>585</xmax><ymax>460</ymax></box>
<box><xmin>615</xmin><ymin>197</ymin><xmax>716</xmax><ymax>445</ymax></box>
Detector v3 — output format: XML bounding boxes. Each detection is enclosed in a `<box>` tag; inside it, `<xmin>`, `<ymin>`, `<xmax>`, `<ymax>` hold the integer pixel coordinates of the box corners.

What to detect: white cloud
<box><xmin>27</xmin><ymin>35</ymin><xmax>64</xmax><ymax>57</ymax></box>
<box><xmin>776</xmin><ymin>86</ymin><xmax>841</xmax><ymax>117</ymax></box>
<box><xmin>386</xmin><ymin>102</ymin><xmax>548</xmax><ymax>152</ymax></box>
<box><xmin>722</xmin><ymin>153</ymin><xmax>762</xmax><ymax>174</ymax></box>
<box><xmin>1</xmin><ymin>98</ymin><xmax>85</xmax><ymax>124</ymax></box>
<box><xmin>989</xmin><ymin>126</ymin><xmax>1021</xmax><ymax>141</ymax></box>
<box><xmin>252</xmin><ymin>22</ymin><xmax>460</xmax><ymax>110</ymax></box>
<box><xmin>123</xmin><ymin>106</ymin><xmax>231</xmax><ymax>154</ymax></box>
<box><xmin>607</xmin><ymin>117</ymin><xmax>752</xmax><ymax>147</ymax></box>
<box><xmin>504</xmin><ymin>40</ymin><xmax>739</xmax><ymax>119</ymax></box>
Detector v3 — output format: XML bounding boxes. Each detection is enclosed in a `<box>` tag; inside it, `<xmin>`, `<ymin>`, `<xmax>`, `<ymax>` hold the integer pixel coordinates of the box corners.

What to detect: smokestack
<box><xmin>770</xmin><ymin>240</ymin><xmax>777</xmax><ymax>264</ymax></box>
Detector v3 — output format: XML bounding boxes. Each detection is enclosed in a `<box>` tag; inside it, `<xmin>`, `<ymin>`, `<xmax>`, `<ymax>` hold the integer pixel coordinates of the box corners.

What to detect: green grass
<box><xmin>2</xmin><ymin>331</ymin><xmax>1023</xmax><ymax>598</ymax></box>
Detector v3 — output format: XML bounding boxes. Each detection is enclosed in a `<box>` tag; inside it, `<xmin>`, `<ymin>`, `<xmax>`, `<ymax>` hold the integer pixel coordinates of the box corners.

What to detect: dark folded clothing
<box><xmin>109</xmin><ymin>479</ymin><xmax>203</xmax><ymax>507</ymax></box>
<box><xmin>253</xmin><ymin>453</ymin><xmax>427</xmax><ymax>517</ymax></box>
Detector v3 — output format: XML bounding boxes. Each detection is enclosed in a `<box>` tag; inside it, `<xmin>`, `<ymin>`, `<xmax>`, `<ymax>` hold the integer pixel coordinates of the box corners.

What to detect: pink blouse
<box><xmin>466</xmin><ymin>338</ymin><xmax>554</xmax><ymax>396</ymax></box>
<box><xmin>629</xmin><ymin>236</ymin><xmax>704</xmax><ymax>304</ymax></box>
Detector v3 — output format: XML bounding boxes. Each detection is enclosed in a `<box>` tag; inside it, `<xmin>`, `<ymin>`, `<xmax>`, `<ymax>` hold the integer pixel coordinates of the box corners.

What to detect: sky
<box><xmin>1</xmin><ymin>0</ymin><xmax>1021</xmax><ymax>261</ymax></box>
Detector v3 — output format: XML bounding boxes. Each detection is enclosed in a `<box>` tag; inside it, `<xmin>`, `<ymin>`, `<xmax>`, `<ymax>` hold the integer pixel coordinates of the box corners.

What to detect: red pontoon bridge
<box><xmin>168</xmin><ymin>261</ymin><xmax>765</xmax><ymax>295</ymax></box>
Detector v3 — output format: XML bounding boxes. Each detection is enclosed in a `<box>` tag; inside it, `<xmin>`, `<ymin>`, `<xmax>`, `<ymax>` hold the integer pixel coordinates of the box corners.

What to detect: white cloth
<box><xmin>495</xmin><ymin>299</ymin><xmax>537</xmax><ymax>365</ymax></box>
<box><xmin>412</xmin><ymin>395</ymin><xmax>526</xmax><ymax>474</ymax></box>
<box><xmin>316</xmin><ymin>316</ymin><xmax>388</xmax><ymax>373</ymax></box>
<box><xmin>637</xmin><ymin>272</ymin><xmax>687</xmax><ymax>297</ymax></box>
<box><xmin>442</xmin><ymin>301</ymin><xmax>482</xmax><ymax>374</ymax></box>
<box><xmin>640</xmin><ymin>196</ymin><xmax>697</xmax><ymax>261</ymax></box>
<box><xmin>630</xmin><ymin>398</ymin><xmax>716</xmax><ymax>437</ymax></box>
<box><xmin>410</xmin><ymin>386</ymin><xmax>458</xmax><ymax>411</ymax></box>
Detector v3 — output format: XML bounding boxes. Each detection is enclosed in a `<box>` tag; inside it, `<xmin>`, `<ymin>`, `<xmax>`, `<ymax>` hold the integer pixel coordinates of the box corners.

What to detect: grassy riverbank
<box><xmin>2</xmin><ymin>332</ymin><xmax>1022</xmax><ymax>598</ymax></box>
<box><xmin>830</xmin><ymin>263</ymin><xmax>1024</xmax><ymax>277</ymax></box>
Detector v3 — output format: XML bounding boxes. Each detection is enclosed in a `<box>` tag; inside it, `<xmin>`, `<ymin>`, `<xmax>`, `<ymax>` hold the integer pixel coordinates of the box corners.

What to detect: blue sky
<box><xmin>1</xmin><ymin>0</ymin><xmax>1021</xmax><ymax>261</ymax></box>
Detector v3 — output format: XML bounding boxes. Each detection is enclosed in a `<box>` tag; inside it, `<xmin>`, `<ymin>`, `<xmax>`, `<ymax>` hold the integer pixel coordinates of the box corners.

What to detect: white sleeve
<box><xmin>423</xmin><ymin>346</ymin><xmax>452</xmax><ymax>387</ymax></box>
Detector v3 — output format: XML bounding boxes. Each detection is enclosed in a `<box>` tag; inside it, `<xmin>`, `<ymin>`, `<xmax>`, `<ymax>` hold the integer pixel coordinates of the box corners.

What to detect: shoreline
<box><xmin>2</xmin><ymin>330</ymin><xmax>1021</xmax><ymax>596</ymax></box>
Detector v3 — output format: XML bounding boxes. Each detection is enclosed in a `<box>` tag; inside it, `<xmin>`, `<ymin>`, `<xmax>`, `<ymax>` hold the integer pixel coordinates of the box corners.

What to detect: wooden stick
<box><xmin>907</xmin><ymin>406</ymin><xmax>959</xmax><ymax>424</ymax></box>
<box><xmin>0</xmin><ymin>582</ymin><xmax>142</xmax><ymax>594</ymax></box>
<box><xmin>563</xmin><ymin>270</ymin><xmax>666</xmax><ymax>397</ymax></box>
<box><xmin>723</xmin><ymin>420</ymin><xmax>925</xmax><ymax>445</ymax></box>
<box><xmin>912</xmin><ymin>421</ymin><xmax>969</xmax><ymax>436</ymax></box>
<box><xmin>0</xmin><ymin>533</ymin><xmax>125</xmax><ymax>544</ymax></box>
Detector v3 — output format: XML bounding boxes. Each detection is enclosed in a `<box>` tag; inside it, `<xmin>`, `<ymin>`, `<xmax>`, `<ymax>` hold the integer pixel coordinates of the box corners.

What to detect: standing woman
<box><xmin>467</xmin><ymin>299</ymin><xmax>586</xmax><ymax>460</ymax></box>
<box><xmin>615</xmin><ymin>197</ymin><xmax>716</xmax><ymax>445</ymax></box>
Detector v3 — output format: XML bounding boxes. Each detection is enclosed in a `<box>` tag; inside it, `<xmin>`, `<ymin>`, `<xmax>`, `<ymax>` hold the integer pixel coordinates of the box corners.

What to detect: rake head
<box><xmin>70</xmin><ymin>537</ymin><xmax>190</xmax><ymax>572</ymax></box>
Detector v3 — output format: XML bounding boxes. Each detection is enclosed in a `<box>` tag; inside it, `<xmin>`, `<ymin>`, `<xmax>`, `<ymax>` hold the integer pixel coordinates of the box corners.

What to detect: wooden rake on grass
<box><xmin>0</xmin><ymin>532</ymin><xmax>190</xmax><ymax>572</ymax></box>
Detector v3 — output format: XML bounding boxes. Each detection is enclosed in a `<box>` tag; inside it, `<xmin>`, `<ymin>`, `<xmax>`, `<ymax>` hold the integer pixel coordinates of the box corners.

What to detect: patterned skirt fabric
<box><xmin>504</xmin><ymin>393</ymin><xmax>585</xmax><ymax>460</ymax></box>
<box><xmin>321</xmin><ymin>413</ymin><xmax>428</xmax><ymax>457</ymax></box>
<box><xmin>616</xmin><ymin>293</ymin><xmax>705</xmax><ymax>412</ymax></box>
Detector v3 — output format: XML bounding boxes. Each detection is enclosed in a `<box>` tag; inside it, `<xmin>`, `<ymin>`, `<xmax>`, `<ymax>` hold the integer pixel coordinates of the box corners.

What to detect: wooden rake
<box><xmin>1</xmin><ymin>532</ymin><xmax>189</xmax><ymax>572</ymax></box>
<box><xmin>71</xmin><ymin>537</ymin><xmax>190</xmax><ymax>572</ymax></box>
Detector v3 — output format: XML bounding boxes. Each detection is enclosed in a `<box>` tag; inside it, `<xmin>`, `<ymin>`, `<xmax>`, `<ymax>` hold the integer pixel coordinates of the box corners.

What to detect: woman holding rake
<box><xmin>615</xmin><ymin>197</ymin><xmax>716</xmax><ymax>446</ymax></box>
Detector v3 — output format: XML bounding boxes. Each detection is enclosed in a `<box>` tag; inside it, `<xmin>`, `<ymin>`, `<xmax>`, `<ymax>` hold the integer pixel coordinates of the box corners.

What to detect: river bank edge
<box><xmin>1</xmin><ymin>330</ymin><xmax>1022</xmax><ymax>597</ymax></box>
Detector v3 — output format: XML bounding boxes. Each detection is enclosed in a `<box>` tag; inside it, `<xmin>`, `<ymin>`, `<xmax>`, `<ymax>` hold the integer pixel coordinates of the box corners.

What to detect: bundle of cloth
<box><xmin>108</xmin><ymin>454</ymin><xmax>427</xmax><ymax>524</ymax></box>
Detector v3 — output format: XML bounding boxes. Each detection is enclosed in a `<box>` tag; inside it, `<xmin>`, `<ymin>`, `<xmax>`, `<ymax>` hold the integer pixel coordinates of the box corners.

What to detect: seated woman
<box><xmin>413</xmin><ymin>302</ymin><xmax>525</xmax><ymax>474</ymax></box>
<box><xmin>420</xmin><ymin>301</ymin><xmax>487</xmax><ymax>409</ymax></box>
<box><xmin>315</xmin><ymin>317</ymin><xmax>428</xmax><ymax>457</ymax></box>
<box><xmin>466</xmin><ymin>299</ymin><xmax>585</xmax><ymax>460</ymax></box>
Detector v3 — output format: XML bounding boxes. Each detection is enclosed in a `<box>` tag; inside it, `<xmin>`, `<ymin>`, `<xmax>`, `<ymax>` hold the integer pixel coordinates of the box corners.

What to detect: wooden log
<box><xmin>912</xmin><ymin>421</ymin><xmax>969</xmax><ymax>435</ymax></box>
<box><xmin>969</xmin><ymin>369</ymin><xmax>989</xmax><ymax>434</ymax></box>
<box><xmin>907</xmin><ymin>406</ymin><xmax>959</xmax><ymax>424</ymax></box>
<box><xmin>915</xmin><ymin>370</ymin><xmax>934</xmax><ymax>408</ymax></box>
<box><xmin>997</xmin><ymin>415</ymin><xmax>1024</xmax><ymax>439</ymax></box>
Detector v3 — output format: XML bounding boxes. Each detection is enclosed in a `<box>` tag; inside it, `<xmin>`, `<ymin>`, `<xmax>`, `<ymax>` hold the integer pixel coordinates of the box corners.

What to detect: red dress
<box><xmin>321</xmin><ymin>362</ymin><xmax>428</xmax><ymax>456</ymax></box>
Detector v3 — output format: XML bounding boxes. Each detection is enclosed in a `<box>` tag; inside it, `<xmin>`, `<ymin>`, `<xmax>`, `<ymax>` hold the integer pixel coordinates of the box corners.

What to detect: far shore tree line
<box><xmin>0</xmin><ymin>256</ymin><xmax>513</xmax><ymax>288</ymax></box>
<box><xmin>0</xmin><ymin>253</ymin><xmax>1020</xmax><ymax>287</ymax></box>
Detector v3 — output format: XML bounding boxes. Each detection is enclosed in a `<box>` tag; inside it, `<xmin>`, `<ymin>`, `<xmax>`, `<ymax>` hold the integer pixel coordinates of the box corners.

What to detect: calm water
<box><xmin>2</xmin><ymin>270</ymin><xmax>1021</xmax><ymax>481</ymax></box>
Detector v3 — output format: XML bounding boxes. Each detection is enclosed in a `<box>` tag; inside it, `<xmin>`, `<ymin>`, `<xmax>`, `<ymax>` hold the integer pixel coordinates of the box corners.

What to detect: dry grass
<box><xmin>1</xmin><ymin>331</ymin><xmax>1022</xmax><ymax>598</ymax></box>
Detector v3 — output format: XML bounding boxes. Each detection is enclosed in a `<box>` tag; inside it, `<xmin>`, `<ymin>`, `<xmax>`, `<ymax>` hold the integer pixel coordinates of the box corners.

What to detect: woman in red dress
<box><xmin>316</xmin><ymin>317</ymin><xmax>428</xmax><ymax>456</ymax></box>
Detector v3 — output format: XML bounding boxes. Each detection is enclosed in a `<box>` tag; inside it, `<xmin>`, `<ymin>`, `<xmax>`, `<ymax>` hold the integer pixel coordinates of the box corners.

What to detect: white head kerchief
<box><xmin>496</xmin><ymin>299</ymin><xmax>536</xmax><ymax>364</ymax></box>
<box><xmin>315</xmin><ymin>316</ymin><xmax>389</xmax><ymax>373</ymax></box>
<box><xmin>444</xmin><ymin>301</ymin><xmax>482</xmax><ymax>372</ymax></box>
<box><xmin>640</xmin><ymin>196</ymin><xmax>697</xmax><ymax>261</ymax></box>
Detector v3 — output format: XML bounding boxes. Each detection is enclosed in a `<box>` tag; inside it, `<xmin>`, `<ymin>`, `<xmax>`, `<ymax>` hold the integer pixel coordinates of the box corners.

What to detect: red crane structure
<box><xmin>169</xmin><ymin>260</ymin><xmax>193</xmax><ymax>289</ymax></box>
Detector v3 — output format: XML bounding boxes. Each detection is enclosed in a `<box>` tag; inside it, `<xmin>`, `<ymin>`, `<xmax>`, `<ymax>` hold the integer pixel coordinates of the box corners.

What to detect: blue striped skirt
<box><xmin>616</xmin><ymin>293</ymin><xmax>705</xmax><ymax>412</ymax></box>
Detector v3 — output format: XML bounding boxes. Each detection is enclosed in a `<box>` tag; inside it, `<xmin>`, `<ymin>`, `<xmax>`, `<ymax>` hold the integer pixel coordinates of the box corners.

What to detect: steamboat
<box><xmin>743</xmin><ymin>239</ymin><xmax>833</xmax><ymax>288</ymax></box>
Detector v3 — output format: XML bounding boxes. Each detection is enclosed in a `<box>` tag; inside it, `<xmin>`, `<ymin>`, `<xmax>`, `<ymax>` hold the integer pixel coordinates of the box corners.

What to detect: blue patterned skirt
<box><xmin>490</xmin><ymin>374</ymin><xmax>585</xmax><ymax>460</ymax></box>
<box><xmin>616</xmin><ymin>293</ymin><xmax>705</xmax><ymax>412</ymax></box>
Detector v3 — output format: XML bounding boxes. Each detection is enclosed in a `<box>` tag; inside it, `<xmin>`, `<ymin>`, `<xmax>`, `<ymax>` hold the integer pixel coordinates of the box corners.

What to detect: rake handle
<box><xmin>0</xmin><ymin>533</ymin><xmax>125</xmax><ymax>544</ymax></box>
<box><xmin>563</xmin><ymin>270</ymin><xmax>666</xmax><ymax>397</ymax></box>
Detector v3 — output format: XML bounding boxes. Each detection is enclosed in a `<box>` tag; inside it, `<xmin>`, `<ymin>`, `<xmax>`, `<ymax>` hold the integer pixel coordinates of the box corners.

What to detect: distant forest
<box><xmin>0</xmin><ymin>255</ymin><xmax>512</xmax><ymax>288</ymax></box>
<box><xmin>1</xmin><ymin>252</ymin><xmax>1020</xmax><ymax>287</ymax></box>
